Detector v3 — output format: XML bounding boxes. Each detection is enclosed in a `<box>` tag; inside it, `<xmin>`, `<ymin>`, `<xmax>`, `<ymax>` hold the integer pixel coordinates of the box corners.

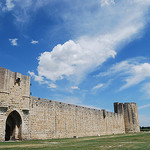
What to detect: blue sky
<box><xmin>1</xmin><ymin>0</ymin><xmax>150</xmax><ymax>126</ymax></box>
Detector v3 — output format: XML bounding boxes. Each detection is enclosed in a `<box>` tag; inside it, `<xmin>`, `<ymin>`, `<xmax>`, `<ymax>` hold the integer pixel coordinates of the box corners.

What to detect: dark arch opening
<box><xmin>5</xmin><ymin>110</ymin><xmax>22</xmax><ymax>141</ymax></box>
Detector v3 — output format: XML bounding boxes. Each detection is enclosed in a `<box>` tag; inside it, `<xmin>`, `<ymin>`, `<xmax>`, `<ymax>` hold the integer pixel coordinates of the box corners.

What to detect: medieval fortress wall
<box><xmin>0</xmin><ymin>67</ymin><xmax>140</xmax><ymax>141</ymax></box>
<box><xmin>29</xmin><ymin>97</ymin><xmax>125</xmax><ymax>139</ymax></box>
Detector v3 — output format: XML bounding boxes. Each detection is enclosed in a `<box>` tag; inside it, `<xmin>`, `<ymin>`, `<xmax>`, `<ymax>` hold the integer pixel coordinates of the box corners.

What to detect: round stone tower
<box><xmin>123</xmin><ymin>103</ymin><xmax>140</xmax><ymax>133</ymax></box>
<box><xmin>114</xmin><ymin>102</ymin><xmax>140</xmax><ymax>133</ymax></box>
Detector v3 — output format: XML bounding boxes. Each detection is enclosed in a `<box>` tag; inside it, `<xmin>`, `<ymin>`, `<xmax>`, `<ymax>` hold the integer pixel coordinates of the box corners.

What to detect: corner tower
<box><xmin>114</xmin><ymin>102</ymin><xmax>140</xmax><ymax>133</ymax></box>
<box><xmin>123</xmin><ymin>103</ymin><xmax>140</xmax><ymax>133</ymax></box>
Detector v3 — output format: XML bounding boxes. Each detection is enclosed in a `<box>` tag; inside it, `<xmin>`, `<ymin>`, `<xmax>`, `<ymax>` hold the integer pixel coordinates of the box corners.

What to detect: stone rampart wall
<box><xmin>29</xmin><ymin>96</ymin><xmax>125</xmax><ymax>139</ymax></box>
<box><xmin>0</xmin><ymin>68</ymin><xmax>140</xmax><ymax>141</ymax></box>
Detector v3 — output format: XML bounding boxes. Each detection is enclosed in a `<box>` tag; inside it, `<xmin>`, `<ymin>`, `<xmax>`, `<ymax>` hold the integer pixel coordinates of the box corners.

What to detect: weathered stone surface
<box><xmin>0</xmin><ymin>67</ymin><xmax>140</xmax><ymax>141</ymax></box>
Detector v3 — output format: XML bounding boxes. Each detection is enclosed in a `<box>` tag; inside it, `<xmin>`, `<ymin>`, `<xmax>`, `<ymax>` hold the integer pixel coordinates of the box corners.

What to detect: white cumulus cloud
<box><xmin>28</xmin><ymin>0</ymin><xmax>150</xmax><ymax>88</ymax></box>
<box><xmin>36</xmin><ymin>37</ymin><xmax>116</xmax><ymax>83</ymax></box>
<box><xmin>9</xmin><ymin>38</ymin><xmax>18</xmax><ymax>46</ymax></box>
<box><xmin>28</xmin><ymin>71</ymin><xmax>44</xmax><ymax>83</ymax></box>
<box><xmin>31</xmin><ymin>21</ymin><xmax>143</xmax><ymax>85</ymax></box>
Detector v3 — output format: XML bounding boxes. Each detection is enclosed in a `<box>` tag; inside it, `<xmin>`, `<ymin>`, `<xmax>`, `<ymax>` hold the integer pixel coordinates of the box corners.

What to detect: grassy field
<box><xmin>0</xmin><ymin>132</ymin><xmax>150</xmax><ymax>150</ymax></box>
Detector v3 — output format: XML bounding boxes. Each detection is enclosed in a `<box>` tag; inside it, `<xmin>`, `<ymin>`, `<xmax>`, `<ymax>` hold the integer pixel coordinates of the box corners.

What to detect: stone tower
<box><xmin>0</xmin><ymin>67</ymin><xmax>30</xmax><ymax>140</ymax></box>
<box><xmin>114</xmin><ymin>102</ymin><xmax>140</xmax><ymax>133</ymax></box>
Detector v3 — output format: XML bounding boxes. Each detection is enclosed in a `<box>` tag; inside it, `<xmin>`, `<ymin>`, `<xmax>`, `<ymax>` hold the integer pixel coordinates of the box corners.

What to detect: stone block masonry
<box><xmin>0</xmin><ymin>67</ymin><xmax>140</xmax><ymax>141</ymax></box>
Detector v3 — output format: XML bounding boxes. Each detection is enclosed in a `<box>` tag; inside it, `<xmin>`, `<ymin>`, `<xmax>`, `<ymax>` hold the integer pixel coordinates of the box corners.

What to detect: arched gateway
<box><xmin>5</xmin><ymin>111</ymin><xmax>22</xmax><ymax>141</ymax></box>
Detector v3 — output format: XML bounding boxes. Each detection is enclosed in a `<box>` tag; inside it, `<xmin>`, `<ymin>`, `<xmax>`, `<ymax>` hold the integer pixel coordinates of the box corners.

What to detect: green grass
<box><xmin>0</xmin><ymin>132</ymin><xmax>150</xmax><ymax>150</ymax></box>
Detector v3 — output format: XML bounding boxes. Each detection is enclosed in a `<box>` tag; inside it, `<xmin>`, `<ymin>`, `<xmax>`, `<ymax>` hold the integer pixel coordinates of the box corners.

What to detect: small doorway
<box><xmin>5</xmin><ymin>110</ymin><xmax>22</xmax><ymax>141</ymax></box>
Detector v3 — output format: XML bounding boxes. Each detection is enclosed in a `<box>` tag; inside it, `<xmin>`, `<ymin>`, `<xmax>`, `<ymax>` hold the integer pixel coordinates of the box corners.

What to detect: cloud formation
<box><xmin>28</xmin><ymin>71</ymin><xmax>44</xmax><ymax>83</ymax></box>
<box><xmin>6</xmin><ymin>0</ymin><xmax>15</xmax><ymax>10</ymax></box>
<box><xmin>138</xmin><ymin>104</ymin><xmax>150</xmax><ymax>110</ymax></box>
<box><xmin>29</xmin><ymin>0</ymin><xmax>150</xmax><ymax>87</ymax></box>
<box><xmin>121</xmin><ymin>63</ymin><xmax>150</xmax><ymax>90</ymax></box>
<box><xmin>49</xmin><ymin>83</ymin><xmax>57</xmax><ymax>89</ymax></box>
<box><xmin>31</xmin><ymin>40</ymin><xmax>39</xmax><ymax>44</ymax></box>
<box><xmin>9</xmin><ymin>38</ymin><xmax>18</xmax><ymax>46</ymax></box>
<box><xmin>5</xmin><ymin>0</ymin><xmax>149</xmax><ymax>89</ymax></box>
<box><xmin>34</xmin><ymin>38</ymin><xmax>116</xmax><ymax>84</ymax></box>
<box><xmin>100</xmin><ymin>0</ymin><xmax>115</xmax><ymax>7</ymax></box>
<box><xmin>92</xmin><ymin>83</ymin><xmax>104</xmax><ymax>90</ymax></box>
<box><xmin>99</xmin><ymin>58</ymin><xmax>150</xmax><ymax>90</ymax></box>
<box><xmin>71</xmin><ymin>86</ymin><xmax>80</xmax><ymax>90</ymax></box>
